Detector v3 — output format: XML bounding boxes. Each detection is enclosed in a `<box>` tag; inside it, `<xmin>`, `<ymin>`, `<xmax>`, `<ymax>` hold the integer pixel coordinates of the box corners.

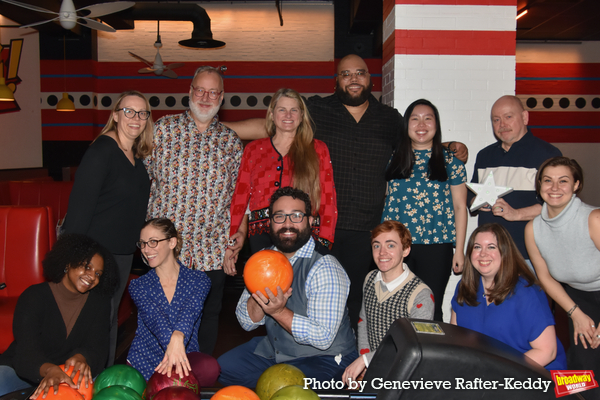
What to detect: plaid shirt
<box><xmin>236</xmin><ymin>237</ymin><xmax>350</xmax><ymax>349</ymax></box>
<box><xmin>307</xmin><ymin>94</ymin><xmax>403</xmax><ymax>231</ymax></box>
<box><xmin>146</xmin><ymin>111</ymin><xmax>243</xmax><ymax>271</ymax></box>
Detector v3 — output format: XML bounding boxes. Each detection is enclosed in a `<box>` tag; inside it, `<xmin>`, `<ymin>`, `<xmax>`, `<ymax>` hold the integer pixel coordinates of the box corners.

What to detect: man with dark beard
<box><xmin>225</xmin><ymin>55</ymin><xmax>467</xmax><ymax>330</ymax></box>
<box><xmin>146</xmin><ymin>66</ymin><xmax>243</xmax><ymax>356</ymax></box>
<box><xmin>217</xmin><ymin>187</ymin><xmax>357</xmax><ymax>388</ymax></box>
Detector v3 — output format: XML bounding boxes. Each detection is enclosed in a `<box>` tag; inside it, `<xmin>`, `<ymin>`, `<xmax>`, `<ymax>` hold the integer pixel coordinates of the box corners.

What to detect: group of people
<box><xmin>0</xmin><ymin>52</ymin><xmax>598</xmax><ymax>399</ymax></box>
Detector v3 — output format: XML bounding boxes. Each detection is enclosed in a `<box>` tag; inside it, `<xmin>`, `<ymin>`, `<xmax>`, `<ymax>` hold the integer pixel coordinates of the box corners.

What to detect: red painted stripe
<box><xmin>383</xmin><ymin>34</ymin><xmax>395</xmax><ymax>65</ymax></box>
<box><xmin>528</xmin><ymin>112</ymin><xmax>600</xmax><ymax>127</ymax></box>
<box><xmin>516</xmin><ymin>81</ymin><xmax>600</xmax><ymax>95</ymax></box>
<box><xmin>393</xmin><ymin>30</ymin><xmax>515</xmax><ymax>56</ymax></box>
<box><xmin>384</xmin><ymin>0</ymin><xmax>395</xmax><ymax>21</ymax></box>
<box><xmin>43</xmin><ymin>128</ymin><xmax>97</xmax><ymax>142</ymax></box>
<box><xmin>517</xmin><ymin>63</ymin><xmax>600</xmax><ymax>78</ymax></box>
<box><xmin>396</xmin><ymin>0</ymin><xmax>515</xmax><ymax>5</ymax></box>
<box><xmin>533</xmin><ymin>128</ymin><xmax>600</xmax><ymax>143</ymax></box>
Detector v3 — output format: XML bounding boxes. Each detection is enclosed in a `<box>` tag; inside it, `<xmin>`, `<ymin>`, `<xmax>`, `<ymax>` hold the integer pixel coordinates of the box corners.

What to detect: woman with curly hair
<box><xmin>0</xmin><ymin>234</ymin><xmax>119</xmax><ymax>398</ymax></box>
<box><xmin>127</xmin><ymin>218</ymin><xmax>219</xmax><ymax>386</ymax></box>
<box><xmin>225</xmin><ymin>88</ymin><xmax>337</xmax><ymax>273</ymax></box>
<box><xmin>63</xmin><ymin>90</ymin><xmax>153</xmax><ymax>364</ymax></box>
<box><xmin>451</xmin><ymin>223</ymin><xmax>566</xmax><ymax>371</ymax></box>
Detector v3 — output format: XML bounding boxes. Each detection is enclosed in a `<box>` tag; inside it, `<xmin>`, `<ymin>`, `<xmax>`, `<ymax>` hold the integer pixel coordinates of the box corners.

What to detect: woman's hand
<box><xmin>64</xmin><ymin>354</ymin><xmax>92</xmax><ymax>389</ymax></box>
<box><xmin>452</xmin><ymin>251</ymin><xmax>464</xmax><ymax>274</ymax></box>
<box><xmin>31</xmin><ymin>364</ymin><xmax>75</xmax><ymax>399</ymax></box>
<box><xmin>155</xmin><ymin>331</ymin><xmax>190</xmax><ymax>378</ymax></box>
<box><xmin>342</xmin><ymin>356</ymin><xmax>366</xmax><ymax>386</ymax></box>
<box><xmin>591</xmin><ymin>324</ymin><xmax>600</xmax><ymax>349</ymax></box>
<box><xmin>572</xmin><ymin>308</ymin><xmax>597</xmax><ymax>349</ymax></box>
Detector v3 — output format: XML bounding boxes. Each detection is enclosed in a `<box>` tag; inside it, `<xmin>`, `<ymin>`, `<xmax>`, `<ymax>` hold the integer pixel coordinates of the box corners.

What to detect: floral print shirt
<box><xmin>146</xmin><ymin>111</ymin><xmax>243</xmax><ymax>271</ymax></box>
<box><xmin>382</xmin><ymin>148</ymin><xmax>466</xmax><ymax>245</ymax></box>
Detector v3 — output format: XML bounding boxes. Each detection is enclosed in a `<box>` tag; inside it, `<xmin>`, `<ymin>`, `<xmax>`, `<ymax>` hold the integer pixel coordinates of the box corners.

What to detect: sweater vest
<box><xmin>254</xmin><ymin>248</ymin><xmax>356</xmax><ymax>362</ymax></box>
<box><xmin>364</xmin><ymin>271</ymin><xmax>423</xmax><ymax>351</ymax></box>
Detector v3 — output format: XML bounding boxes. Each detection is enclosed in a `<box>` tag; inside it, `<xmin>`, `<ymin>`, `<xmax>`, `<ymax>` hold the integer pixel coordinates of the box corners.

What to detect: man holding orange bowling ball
<box><xmin>217</xmin><ymin>187</ymin><xmax>357</xmax><ymax>388</ymax></box>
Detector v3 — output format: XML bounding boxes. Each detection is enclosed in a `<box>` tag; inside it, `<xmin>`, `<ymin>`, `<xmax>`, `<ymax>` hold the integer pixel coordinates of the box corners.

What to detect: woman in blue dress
<box><xmin>382</xmin><ymin>99</ymin><xmax>467</xmax><ymax>321</ymax></box>
<box><xmin>127</xmin><ymin>218</ymin><xmax>219</xmax><ymax>386</ymax></box>
<box><xmin>451</xmin><ymin>223</ymin><xmax>566</xmax><ymax>371</ymax></box>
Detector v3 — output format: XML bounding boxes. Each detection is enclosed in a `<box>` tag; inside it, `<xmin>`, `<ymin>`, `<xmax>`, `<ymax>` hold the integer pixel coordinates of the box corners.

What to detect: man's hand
<box><xmin>252</xmin><ymin>286</ymin><xmax>293</xmax><ymax>317</ymax></box>
<box><xmin>448</xmin><ymin>142</ymin><xmax>468</xmax><ymax>163</ymax></box>
<box><xmin>223</xmin><ymin>248</ymin><xmax>238</xmax><ymax>276</ymax></box>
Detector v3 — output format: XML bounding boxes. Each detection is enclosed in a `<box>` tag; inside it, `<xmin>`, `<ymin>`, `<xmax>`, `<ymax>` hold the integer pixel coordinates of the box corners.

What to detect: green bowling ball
<box><xmin>94</xmin><ymin>365</ymin><xmax>147</xmax><ymax>399</ymax></box>
<box><xmin>270</xmin><ymin>385</ymin><xmax>320</xmax><ymax>400</ymax></box>
<box><xmin>94</xmin><ymin>385</ymin><xmax>144</xmax><ymax>400</ymax></box>
<box><xmin>255</xmin><ymin>364</ymin><xmax>306</xmax><ymax>400</ymax></box>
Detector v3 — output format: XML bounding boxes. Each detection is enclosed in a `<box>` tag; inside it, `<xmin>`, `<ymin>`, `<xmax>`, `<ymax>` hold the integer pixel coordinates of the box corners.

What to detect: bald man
<box><xmin>226</xmin><ymin>55</ymin><xmax>467</xmax><ymax>329</ymax></box>
<box><xmin>469</xmin><ymin>95</ymin><xmax>561</xmax><ymax>262</ymax></box>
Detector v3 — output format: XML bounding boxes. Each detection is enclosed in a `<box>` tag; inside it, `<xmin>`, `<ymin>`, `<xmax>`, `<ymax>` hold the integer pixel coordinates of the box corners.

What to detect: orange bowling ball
<box><xmin>243</xmin><ymin>250</ymin><xmax>293</xmax><ymax>298</ymax></box>
<box><xmin>211</xmin><ymin>386</ymin><xmax>260</xmax><ymax>400</ymax></box>
<box><xmin>60</xmin><ymin>364</ymin><xmax>93</xmax><ymax>400</ymax></box>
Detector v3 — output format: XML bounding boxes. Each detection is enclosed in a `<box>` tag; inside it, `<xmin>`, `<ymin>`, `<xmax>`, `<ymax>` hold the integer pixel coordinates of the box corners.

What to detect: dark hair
<box><xmin>43</xmin><ymin>234</ymin><xmax>119</xmax><ymax>296</ymax></box>
<box><xmin>457</xmin><ymin>223</ymin><xmax>537</xmax><ymax>307</ymax></box>
<box><xmin>141</xmin><ymin>218</ymin><xmax>183</xmax><ymax>257</ymax></box>
<box><xmin>269</xmin><ymin>186</ymin><xmax>312</xmax><ymax>218</ymax></box>
<box><xmin>536</xmin><ymin>156</ymin><xmax>584</xmax><ymax>198</ymax></box>
<box><xmin>385</xmin><ymin>99</ymin><xmax>448</xmax><ymax>182</ymax></box>
<box><xmin>371</xmin><ymin>220</ymin><xmax>412</xmax><ymax>250</ymax></box>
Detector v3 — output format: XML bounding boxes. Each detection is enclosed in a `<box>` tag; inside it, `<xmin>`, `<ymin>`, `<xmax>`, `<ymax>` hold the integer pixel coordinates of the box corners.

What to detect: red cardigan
<box><xmin>229</xmin><ymin>137</ymin><xmax>337</xmax><ymax>248</ymax></box>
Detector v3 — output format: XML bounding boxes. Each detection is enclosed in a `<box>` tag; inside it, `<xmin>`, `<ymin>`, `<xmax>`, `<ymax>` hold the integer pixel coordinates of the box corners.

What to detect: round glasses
<box><xmin>271</xmin><ymin>212</ymin><xmax>306</xmax><ymax>224</ymax></box>
<box><xmin>136</xmin><ymin>237</ymin><xmax>171</xmax><ymax>249</ymax></box>
<box><xmin>190</xmin><ymin>85</ymin><xmax>222</xmax><ymax>100</ymax></box>
<box><xmin>118</xmin><ymin>107</ymin><xmax>151</xmax><ymax>120</ymax></box>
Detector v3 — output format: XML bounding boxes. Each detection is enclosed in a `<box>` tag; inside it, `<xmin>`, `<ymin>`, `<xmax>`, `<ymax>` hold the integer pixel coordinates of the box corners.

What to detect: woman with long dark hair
<box><xmin>452</xmin><ymin>223</ymin><xmax>566</xmax><ymax>370</ymax></box>
<box><xmin>382</xmin><ymin>99</ymin><xmax>467</xmax><ymax>320</ymax></box>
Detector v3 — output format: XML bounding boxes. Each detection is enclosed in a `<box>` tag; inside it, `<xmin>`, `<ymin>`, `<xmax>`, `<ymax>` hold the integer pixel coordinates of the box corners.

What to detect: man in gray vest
<box><xmin>217</xmin><ymin>187</ymin><xmax>357</xmax><ymax>387</ymax></box>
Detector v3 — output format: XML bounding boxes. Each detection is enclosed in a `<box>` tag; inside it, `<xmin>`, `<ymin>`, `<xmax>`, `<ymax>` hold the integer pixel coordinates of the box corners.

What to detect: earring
<box><xmin>64</xmin><ymin>267</ymin><xmax>68</xmax><ymax>273</ymax></box>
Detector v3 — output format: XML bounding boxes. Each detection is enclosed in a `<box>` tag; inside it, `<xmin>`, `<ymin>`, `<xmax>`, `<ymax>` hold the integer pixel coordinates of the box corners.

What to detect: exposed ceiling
<box><xmin>1</xmin><ymin>0</ymin><xmax>599</xmax><ymax>41</ymax></box>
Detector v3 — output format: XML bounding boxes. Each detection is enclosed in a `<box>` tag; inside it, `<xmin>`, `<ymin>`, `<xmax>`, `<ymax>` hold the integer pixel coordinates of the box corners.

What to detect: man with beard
<box><xmin>469</xmin><ymin>95</ymin><xmax>561</xmax><ymax>262</ymax></box>
<box><xmin>146</xmin><ymin>66</ymin><xmax>243</xmax><ymax>356</ymax></box>
<box><xmin>217</xmin><ymin>187</ymin><xmax>357</xmax><ymax>388</ymax></box>
<box><xmin>226</xmin><ymin>54</ymin><xmax>467</xmax><ymax>329</ymax></box>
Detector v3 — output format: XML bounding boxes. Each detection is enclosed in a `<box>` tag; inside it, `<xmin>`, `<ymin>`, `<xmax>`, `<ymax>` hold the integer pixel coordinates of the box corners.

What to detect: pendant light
<box><xmin>57</xmin><ymin>35</ymin><xmax>75</xmax><ymax>111</ymax></box>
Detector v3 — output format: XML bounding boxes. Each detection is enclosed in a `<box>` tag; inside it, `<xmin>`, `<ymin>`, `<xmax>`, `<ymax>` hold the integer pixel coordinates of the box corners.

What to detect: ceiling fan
<box><xmin>0</xmin><ymin>0</ymin><xmax>134</xmax><ymax>32</ymax></box>
<box><xmin>129</xmin><ymin>21</ymin><xmax>184</xmax><ymax>79</ymax></box>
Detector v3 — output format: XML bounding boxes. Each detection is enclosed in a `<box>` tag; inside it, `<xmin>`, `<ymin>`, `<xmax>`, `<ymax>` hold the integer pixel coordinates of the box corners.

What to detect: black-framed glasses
<box><xmin>136</xmin><ymin>237</ymin><xmax>171</xmax><ymax>249</ymax></box>
<box><xmin>118</xmin><ymin>108</ymin><xmax>151</xmax><ymax>120</ymax></box>
<box><xmin>190</xmin><ymin>85</ymin><xmax>223</xmax><ymax>100</ymax></box>
<box><xmin>338</xmin><ymin>70</ymin><xmax>368</xmax><ymax>81</ymax></box>
<box><xmin>271</xmin><ymin>212</ymin><xmax>306</xmax><ymax>224</ymax></box>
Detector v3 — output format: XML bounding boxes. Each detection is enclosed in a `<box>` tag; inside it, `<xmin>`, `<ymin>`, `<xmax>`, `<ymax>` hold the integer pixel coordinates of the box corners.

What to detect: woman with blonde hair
<box><xmin>63</xmin><ymin>90</ymin><xmax>153</xmax><ymax>365</ymax></box>
<box><xmin>226</xmin><ymin>88</ymin><xmax>337</xmax><ymax>271</ymax></box>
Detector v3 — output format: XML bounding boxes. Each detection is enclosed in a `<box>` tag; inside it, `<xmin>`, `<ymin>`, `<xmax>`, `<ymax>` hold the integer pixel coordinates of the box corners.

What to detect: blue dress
<box><xmin>382</xmin><ymin>148</ymin><xmax>466</xmax><ymax>245</ymax></box>
<box><xmin>452</xmin><ymin>276</ymin><xmax>567</xmax><ymax>371</ymax></box>
<box><xmin>127</xmin><ymin>263</ymin><xmax>211</xmax><ymax>379</ymax></box>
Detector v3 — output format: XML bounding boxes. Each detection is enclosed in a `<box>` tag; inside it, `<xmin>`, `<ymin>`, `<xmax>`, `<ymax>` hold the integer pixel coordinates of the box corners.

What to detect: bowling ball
<box><xmin>59</xmin><ymin>364</ymin><xmax>93</xmax><ymax>400</ymax></box>
<box><xmin>33</xmin><ymin>385</ymin><xmax>83</xmax><ymax>400</ymax></box>
<box><xmin>255</xmin><ymin>364</ymin><xmax>306</xmax><ymax>400</ymax></box>
<box><xmin>146</xmin><ymin>368</ymin><xmax>200</xmax><ymax>400</ymax></box>
<box><xmin>211</xmin><ymin>386</ymin><xmax>260</xmax><ymax>400</ymax></box>
<box><xmin>94</xmin><ymin>385</ymin><xmax>143</xmax><ymax>400</ymax></box>
<box><xmin>243</xmin><ymin>250</ymin><xmax>293</xmax><ymax>298</ymax></box>
<box><xmin>93</xmin><ymin>364</ymin><xmax>147</xmax><ymax>399</ymax></box>
<box><xmin>270</xmin><ymin>385</ymin><xmax>320</xmax><ymax>400</ymax></box>
<box><xmin>153</xmin><ymin>387</ymin><xmax>200</xmax><ymax>400</ymax></box>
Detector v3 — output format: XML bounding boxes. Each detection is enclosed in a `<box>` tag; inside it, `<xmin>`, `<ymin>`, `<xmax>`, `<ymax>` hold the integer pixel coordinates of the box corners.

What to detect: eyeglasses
<box><xmin>338</xmin><ymin>70</ymin><xmax>368</xmax><ymax>81</ymax></box>
<box><xmin>118</xmin><ymin>108</ymin><xmax>151</xmax><ymax>120</ymax></box>
<box><xmin>136</xmin><ymin>237</ymin><xmax>171</xmax><ymax>249</ymax></box>
<box><xmin>190</xmin><ymin>85</ymin><xmax>223</xmax><ymax>100</ymax></box>
<box><xmin>271</xmin><ymin>212</ymin><xmax>306</xmax><ymax>224</ymax></box>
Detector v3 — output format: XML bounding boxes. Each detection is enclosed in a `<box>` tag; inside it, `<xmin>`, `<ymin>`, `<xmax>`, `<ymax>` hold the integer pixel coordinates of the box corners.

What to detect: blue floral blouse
<box><xmin>382</xmin><ymin>148</ymin><xmax>466</xmax><ymax>245</ymax></box>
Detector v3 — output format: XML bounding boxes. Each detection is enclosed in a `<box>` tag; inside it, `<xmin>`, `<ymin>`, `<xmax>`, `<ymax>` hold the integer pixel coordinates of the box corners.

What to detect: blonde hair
<box><xmin>265</xmin><ymin>88</ymin><xmax>321</xmax><ymax>214</ymax></box>
<box><xmin>96</xmin><ymin>90</ymin><xmax>153</xmax><ymax>159</ymax></box>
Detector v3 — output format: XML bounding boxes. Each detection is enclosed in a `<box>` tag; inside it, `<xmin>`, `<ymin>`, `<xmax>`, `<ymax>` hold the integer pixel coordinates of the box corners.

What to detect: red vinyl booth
<box><xmin>3</xmin><ymin>181</ymin><xmax>74</xmax><ymax>227</ymax></box>
<box><xmin>0</xmin><ymin>206</ymin><xmax>55</xmax><ymax>353</ymax></box>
